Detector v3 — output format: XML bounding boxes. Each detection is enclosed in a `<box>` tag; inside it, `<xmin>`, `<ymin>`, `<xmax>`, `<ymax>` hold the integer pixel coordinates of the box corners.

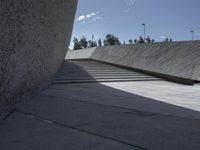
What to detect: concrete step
<box><xmin>52</xmin><ymin>78</ymin><xmax>161</xmax><ymax>84</ymax></box>
<box><xmin>55</xmin><ymin>75</ymin><xmax>152</xmax><ymax>78</ymax></box>
<box><xmin>52</xmin><ymin>60</ymin><xmax>162</xmax><ymax>84</ymax></box>
<box><xmin>55</xmin><ymin>76</ymin><xmax>157</xmax><ymax>80</ymax></box>
<box><xmin>58</xmin><ymin>71</ymin><xmax>141</xmax><ymax>74</ymax></box>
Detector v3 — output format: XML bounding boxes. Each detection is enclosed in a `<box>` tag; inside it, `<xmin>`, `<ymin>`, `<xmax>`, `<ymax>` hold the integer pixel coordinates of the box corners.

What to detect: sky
<box><xmin>70</xmin><ymin>0</ymin><xmax>200</xmax><ymax>47</ymax></box>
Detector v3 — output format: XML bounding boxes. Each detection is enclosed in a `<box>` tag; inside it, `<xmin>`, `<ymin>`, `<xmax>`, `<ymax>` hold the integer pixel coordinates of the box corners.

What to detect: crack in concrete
<box><xmin>16</xmin><ymin>109</ymin><xmax>148</xmax><ymax>150</ymax></box>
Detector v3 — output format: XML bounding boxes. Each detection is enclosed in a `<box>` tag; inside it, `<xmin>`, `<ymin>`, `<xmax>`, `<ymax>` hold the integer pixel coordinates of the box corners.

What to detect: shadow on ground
<box><xmin>0</xmin><ymin>60</ymin><xmax>200</xmax><ymax>150</ymax></box>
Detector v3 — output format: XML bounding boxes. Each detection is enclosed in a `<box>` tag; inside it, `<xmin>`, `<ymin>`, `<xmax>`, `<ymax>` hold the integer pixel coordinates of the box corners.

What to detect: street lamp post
<box><xmin>190</xmin><ymin>30</ymin><xmax>194</xmax><ymax>41</ymax></box>
<box><xmin>142</xmin><ymin>23</ymin><xmax>146</xmax><ymax>40</ymax></box>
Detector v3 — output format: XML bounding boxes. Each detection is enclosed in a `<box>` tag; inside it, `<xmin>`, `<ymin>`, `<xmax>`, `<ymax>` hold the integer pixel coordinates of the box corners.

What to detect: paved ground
<box><xmin>0</xmin><ymin>60</ymin><xmax>200</xmax><ymax>150</ymax></box>
<box><xmin>102</xmin><ymin>81</ymin><xmax>200</xmax><ymax>112</ymax></box>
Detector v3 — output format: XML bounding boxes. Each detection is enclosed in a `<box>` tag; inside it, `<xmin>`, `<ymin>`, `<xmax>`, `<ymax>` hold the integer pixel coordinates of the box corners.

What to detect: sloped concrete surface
<box><xmin>1</xmin><ymin>60</ymin><xmax>200</xmax><ymax>150</ymax></box>
<box><xmin>66</xmin><ymin>47</ymin><xmax>96</xmax><ymax>60</ymax></box>
<box><xmin>0</xmin><ymin>112</ymin><xmax>136</xmax><ymax>150</ymax></box>
<box><xmin>0</xmin><ymin>0</ymin><xmax>77</xmax><ymax>118</ymax></box>
<box><xmin>102</xmin><ymin>81</ymin><xmax>200</xmax><ymax>112</ymax></box>
<box><xmin>66</xmin><ymin>41</ymin><xmax>200</xmax><ymax>82</ymax></box>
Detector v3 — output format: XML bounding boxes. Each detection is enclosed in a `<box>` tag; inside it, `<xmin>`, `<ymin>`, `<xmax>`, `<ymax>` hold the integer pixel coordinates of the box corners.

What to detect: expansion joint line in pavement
<box><xmin>16</xmin><ymin>109</ymin><xmax>148</xmax><ymax>150</ymax></box>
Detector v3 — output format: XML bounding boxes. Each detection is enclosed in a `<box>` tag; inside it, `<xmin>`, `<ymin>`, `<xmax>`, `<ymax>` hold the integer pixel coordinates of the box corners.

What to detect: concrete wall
<box><xmin>0</xmin><ymin>0</ymin><xmax>77</xmax><ymax>119</ymax></box>
<box><xmin>66</xmin><ymin>47</ymin><xmax>96</xmax><ymax>60</ymax></box>
<box><xmin>66</xmin><ymin>41</ymin><xmax>200</xmax><ymax>84</ymax></box>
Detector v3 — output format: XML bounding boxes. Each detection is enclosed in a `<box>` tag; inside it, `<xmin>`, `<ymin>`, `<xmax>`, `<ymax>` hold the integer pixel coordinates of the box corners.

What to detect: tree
<box><xmin>105</xmin><ymin>34</ymin><xmax>115</xmax><ymax>45</ymax></box>
<box><xmin>129</xmin><ymin>39</ymin><xmax>133</xmax><ymax>44</ymax></box>
<box><xmin>164</xmin><ymin>37</ymin><xmax>172</xmax><ymax>42</ymax></box>
<box><xmin>138</xmin><ymin>36</ymin><xmax>145</xmax><ymax>43</ymax></box>
<box><xmin>94</xmin><ymin>41</ymin><xmax>97</xmax><ymax>47</ymax></box>
<box><xmin>165</xmin><ymin>37</ymin><xmax>169</xmax><ymax>42</ymax></box>
<box><xmin>98</xmin><ymin>38</ymin><xmax>102</xmax><ymax>46</ymax></box>
<box><xmin>88</xmin><ymin>40</ymin><xmax>92</xmax><ymax>47</ymax></box>
<box><xmin>134</xmin><ymin>39</ymin><xmax>138</xmax><ymax>44</ymax></box>
<box><xmin>73</xmin><ymin>37</ymin><xmax>81</xmax><ymax>50</ymax></box>
<box><xmin>123</xmin><ymin>40</ymin><xmax>126</xmax><ymax>45</ymax></box>
<box><xmin>105</xmin><ymin>34</ymin><xmax>121</xmax><ymax>45</ymax></box>
<box><xmin>103</xmin><ymin>39</ymin><xmax>107</xmax><ymax>46</ymax></box>
<box><xmin>79</xmin><ymin>36</ymin><xmax>88</xmax><ymax>48</ymax></box>
<box><xmin>151</xmin><ymin>39</ymin><xmax>155</xmax><ymax>43</ymax></box>
<box><xmin>146</xmin><ymin>36</ymin><xmax>151</xmax><ymax>43</ymax></box>
<box><xmin>88</xmin><ymin>40</ymin><xmax>97</xmax><ymax>47</ymax></box>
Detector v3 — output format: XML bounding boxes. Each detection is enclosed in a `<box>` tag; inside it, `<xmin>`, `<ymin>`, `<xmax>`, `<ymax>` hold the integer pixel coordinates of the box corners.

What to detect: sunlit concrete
<box><xmin>1</xmin><ymin>60</ymin><xmax>200</xmax><ymax>150</ymax></box>
<box><xmin>102</xmin><ymin>81</ymin><xmax>200</xmax><ymax>112</ymax></box>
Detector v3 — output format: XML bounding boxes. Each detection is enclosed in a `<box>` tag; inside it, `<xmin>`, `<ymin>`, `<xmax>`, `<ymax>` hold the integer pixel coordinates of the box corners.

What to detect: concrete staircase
<box><xmin>52</xmin><ymin>60</ymin><xmax>162</xmax><ymax>84</ymax></box>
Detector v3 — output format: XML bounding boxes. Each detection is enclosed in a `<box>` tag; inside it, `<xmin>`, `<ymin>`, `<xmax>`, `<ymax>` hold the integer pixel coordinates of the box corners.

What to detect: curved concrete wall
<box><xmin>0</xmin><ymin>0</ymin><xmax>77</xmax><ymax>118</ymax></box>
<box><xmin>66</xmin><ymin>41</ymin><xmax>200</xmax><ymax>84</ymax></box>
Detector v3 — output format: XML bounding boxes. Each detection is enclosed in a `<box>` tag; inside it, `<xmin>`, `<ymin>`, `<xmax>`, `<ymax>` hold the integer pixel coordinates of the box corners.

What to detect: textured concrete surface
<box><xmin>0</xmin><ymin>112</ymin><xmax>136</xmax><ymax>150</ymax></box>
<box><xmin>102</xmin><ymin>81</ymin><xmax>200</xmax><ymax>112</ymax></box>
<box><xmin>66</xmin><ymin>47</ymin><xmax>96</xmax><ymax>60</ymax></box>
<box><xmin>66</xmin><ymin>41</ymin><xmax>200</xmax><ymax>82</ymax></box>
<box><xmin>53</xmin><ymin>60</ymin><xmax>161</xmax><ymax>84</ymax></box>
<box><xmin>0</xmin><ymin>0</ymin><xmax>77</xmax><ymax>118</ymax></box>
<box><xmin>1</xmin><ymin>60</ymin><xmax>200</xmax><ymax>150</ymax></box>
<box><xmin>51</xmin><ymin>60</ymin><xmax>200</xmax><ymax>119</ymax></box>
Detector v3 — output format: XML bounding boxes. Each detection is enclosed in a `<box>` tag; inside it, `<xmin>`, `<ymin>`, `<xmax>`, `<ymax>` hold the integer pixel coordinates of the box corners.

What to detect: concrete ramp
<box><xmin>66</xmin><ymin>41</ymin><xmax>200</xmax><ymax>85</ymax></box>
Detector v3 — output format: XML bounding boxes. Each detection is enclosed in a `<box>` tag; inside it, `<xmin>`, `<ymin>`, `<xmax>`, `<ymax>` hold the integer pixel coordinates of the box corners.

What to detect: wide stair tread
<box><xmin>53</xmin><ymin>60</ymin><xmax>162</xmax><ymax>84</ymax></box>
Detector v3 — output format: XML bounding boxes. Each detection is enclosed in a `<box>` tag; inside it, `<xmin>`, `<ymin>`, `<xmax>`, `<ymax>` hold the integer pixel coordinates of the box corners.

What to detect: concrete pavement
<box><xmin>0</xmin><ymin>60</ymin><xmax>200</xmax><ymax>150</ymax></box>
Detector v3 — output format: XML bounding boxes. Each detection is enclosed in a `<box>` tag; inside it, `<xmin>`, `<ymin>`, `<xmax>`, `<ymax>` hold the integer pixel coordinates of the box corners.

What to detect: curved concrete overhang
<box><xmin>0</xmin><ymin>0</ymin><xmax>78</xmax><ymax>119</ymax></box>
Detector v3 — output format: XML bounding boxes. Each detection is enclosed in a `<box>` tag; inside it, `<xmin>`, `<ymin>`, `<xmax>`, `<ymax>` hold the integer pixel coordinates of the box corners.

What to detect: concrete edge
<box><xmin>67</xmin><ymin>58</ymin><xmax>194</xmax><ymax>85</ymax></box>
<box><xmin>91</xmin><ymin>59</ymin><xmax>195</xmax><ymax>85</ymax></box>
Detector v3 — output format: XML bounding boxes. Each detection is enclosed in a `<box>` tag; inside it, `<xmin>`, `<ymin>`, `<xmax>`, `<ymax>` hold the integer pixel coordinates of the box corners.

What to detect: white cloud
<box><xmin>88</xmin><ymin>16</ymin><xmax>103</xmax><ymax>23</ymax></box>
<box><xmin>90</xmin><ymin>13</ymin><xmax>97</xmax><ymax>16</ymax></box>
<box><xmin>124</xmin><ymin>0</ymin><xmax>136</xmax><ymax>13</ymax></box>
<box><xmin>86</xmin><ymin>14</ymin><xmax>91</xmax><ymax>18</ymax></box>
<box><xmin>127</xmin><ymin>0</ymin><xmax>135</xmax><ymax>6</ymax></box>
<box><xmin>160</xmin><ymin>36</ymin><xmax>167</xmax><ymax>39</ymax></box>
<box><xmin>77</xmin><ymin>15</ymin><xmax>86</xmax><ymax>21</ymax></box>
<box><xmin>86</xmin><ymin>12</ymin><xmax>97</xmax><ymax>18</ymax></box>
<box><xmin>76</xmin><ymin>12</ymin><xmax>103</xmax><ymax>23</ymax></box>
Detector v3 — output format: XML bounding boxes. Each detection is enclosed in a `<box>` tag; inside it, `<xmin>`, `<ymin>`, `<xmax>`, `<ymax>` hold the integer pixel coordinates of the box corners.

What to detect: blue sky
<box><xmin>70</xmin><ymin>0</ymin><xmax>200</xmax><ymax>47</ymax></box>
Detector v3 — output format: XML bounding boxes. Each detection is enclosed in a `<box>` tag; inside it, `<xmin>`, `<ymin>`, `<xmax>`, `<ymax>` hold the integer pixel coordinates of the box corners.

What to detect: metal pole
<box><xmin>142</xmin><ymin>23</ymin><xmax>146</xmax><ymax>39</ymax></box>
<box><xmin>144</xmin><ymin>24</ymin><xmax>146</xmax><ymax>39</ymax></box>
<box><xmin>191</xmin><ymin>30</ymin><xmax>194</xmax><ymax>41</ymax></box>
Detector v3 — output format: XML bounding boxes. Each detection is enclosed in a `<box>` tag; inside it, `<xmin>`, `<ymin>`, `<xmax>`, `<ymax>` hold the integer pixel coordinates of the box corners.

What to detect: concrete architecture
<box><xmin>66</xmin><ymin>41</ymin><xmax>200</xmax><ymax>84</ymax></box>
<box><xmin>0</xmin><ymin>0</ymin><xmax>77</xmax><ymax>119</ymax></box>
<box><xmin>1</xmin><ymin>59</ymin><xmax>200</xmax><ymax>150</ymax></box>
<box><xmin>1</xmin><ymin>1</ymin><xmax>200</xmax><ymax>149</ymax></box>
